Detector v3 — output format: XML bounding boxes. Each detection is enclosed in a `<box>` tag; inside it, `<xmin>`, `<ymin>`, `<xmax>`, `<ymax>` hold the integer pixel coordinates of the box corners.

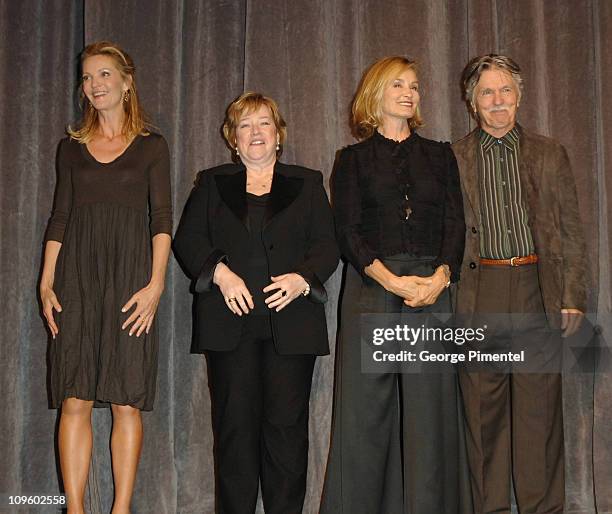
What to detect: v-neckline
<box><xmin>82</xmin><ymin>135</ymin><xmax>140</xmax><ymax>166</ymax></box>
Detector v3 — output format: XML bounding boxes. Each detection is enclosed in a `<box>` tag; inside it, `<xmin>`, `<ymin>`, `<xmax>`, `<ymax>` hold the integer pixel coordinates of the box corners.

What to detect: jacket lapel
<box><xmin>215</xmin><ymin>168</ymin><xmax>249</xmax><ymax>231</ymax></box>
<box><xmin>263</xmin><ymin>162</ymin><xmax>303</xmax><ymax>228</ymax></box>
<box><xmin>516</xmin><ymin>126</ymin><xmax>540</xmax><ymax>224</ymax></box>
<box><xmin>456</xmin><ymin>128</ymin><xmax>481</xmax><ymax>221</ymax></box>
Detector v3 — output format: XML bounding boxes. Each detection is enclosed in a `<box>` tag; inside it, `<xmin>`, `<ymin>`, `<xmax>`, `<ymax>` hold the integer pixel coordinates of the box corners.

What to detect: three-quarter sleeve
<box><xmin>332</xmin><ymin>148</ymin><xmax>379</xmax><ymax>276</ymax></box>
<box><xmin>431</xmin><ymin>144</ymin><xmax>466</xmax><ymax>282</ymax></box>
<box><xmin>148</xmin><ymin>137</ymin><xmax>173</xmax><ymax>236</ymax></box>
<box><xmin>45</xmin><ymin>139</ymin><xmax>73</xmax><ymax>243</ymax></box>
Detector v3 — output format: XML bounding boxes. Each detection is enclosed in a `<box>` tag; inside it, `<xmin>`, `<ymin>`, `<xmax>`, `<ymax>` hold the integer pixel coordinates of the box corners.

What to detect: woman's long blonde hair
<box><xmin>68</xmin><ymin>41</ymin><xmax>149</xmax><ymax>143</ymax></box>
<box><xmin>351</xmin><ymin>56</ymin><xmax>423</xmax><ymax>140</ymax></box>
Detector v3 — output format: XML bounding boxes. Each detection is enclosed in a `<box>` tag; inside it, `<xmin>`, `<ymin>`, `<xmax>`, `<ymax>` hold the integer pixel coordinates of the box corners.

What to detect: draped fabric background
<box><xmin>1</xmin><ymin>1</ymin><xmax>610</xmax><ymax>513</ymax></box>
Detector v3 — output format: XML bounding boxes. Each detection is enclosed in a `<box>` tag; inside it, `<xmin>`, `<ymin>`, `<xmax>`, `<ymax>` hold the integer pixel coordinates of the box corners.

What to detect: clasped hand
<box><xmin>389</xmin><ymin>269</ymin><xmax>447</xmax><ymax>308</ymax></box>
<box><xmin>263</xmin><ymin>273</ymin><xmax>308</xmax><ymax>311</ymax></box>
<box><xmin>214</xmin><ymin>263</ymin><xmax>306</xmax><ymax>315</ymax></box>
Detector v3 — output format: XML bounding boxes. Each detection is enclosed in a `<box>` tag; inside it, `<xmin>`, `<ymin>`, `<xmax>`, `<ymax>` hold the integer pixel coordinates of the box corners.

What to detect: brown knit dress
<box><xmin>45</xmin><ymin>133</ymin><xmax>172</xmax><ymax>411</ymax></box>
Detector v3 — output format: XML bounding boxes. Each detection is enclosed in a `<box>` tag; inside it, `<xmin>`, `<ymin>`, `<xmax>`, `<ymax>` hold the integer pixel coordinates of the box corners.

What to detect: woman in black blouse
<box><xmin>173</xmin><ymin>92</ymin><xmax>338</xmax><ymax>514</ymax></box>
<box><xmin>321</xmin><ymin>57</ymin><xmax>472</xmax><ymax>513</ymax></box>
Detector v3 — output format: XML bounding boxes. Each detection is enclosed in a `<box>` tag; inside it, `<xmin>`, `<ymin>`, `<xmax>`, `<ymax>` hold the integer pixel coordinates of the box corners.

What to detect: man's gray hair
<box><xmin>462</xmin><ymin>54</ymin><xmax>523</xmax><ymax>112</ymax></box>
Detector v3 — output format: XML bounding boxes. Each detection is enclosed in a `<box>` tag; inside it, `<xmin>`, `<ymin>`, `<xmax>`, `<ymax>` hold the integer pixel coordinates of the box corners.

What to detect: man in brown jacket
<box><xmin>452</xmin><ymin>54</ymin><xmax>586</xmax><ymax>513</ymax></box>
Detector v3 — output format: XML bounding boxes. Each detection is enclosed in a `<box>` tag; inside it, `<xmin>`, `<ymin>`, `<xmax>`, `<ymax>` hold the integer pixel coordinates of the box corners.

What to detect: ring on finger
<box><xmin>227</xmin><ymin>297</ymin><xmax>236</xmax><ymax>303</ymax></box>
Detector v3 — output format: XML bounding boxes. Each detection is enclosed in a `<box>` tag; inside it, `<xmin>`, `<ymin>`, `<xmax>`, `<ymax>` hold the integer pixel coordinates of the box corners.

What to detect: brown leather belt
<box><xmin>479</xmin><ymin>254</ymin><xmax>539</xmax><ymax>266</ymax></box>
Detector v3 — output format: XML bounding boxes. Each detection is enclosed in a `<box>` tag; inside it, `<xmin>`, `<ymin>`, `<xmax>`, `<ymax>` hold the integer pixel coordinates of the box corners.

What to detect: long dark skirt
<box><xmin>321</xmin><ymin>255</ymin><xmax>473</xmax><ymax>514</ymax></box>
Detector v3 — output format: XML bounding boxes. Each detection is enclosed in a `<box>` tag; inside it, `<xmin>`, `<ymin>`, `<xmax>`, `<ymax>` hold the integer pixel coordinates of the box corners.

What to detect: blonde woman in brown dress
<box><xmin>40</xmin><ymin>42</ymin><xmax>172</xmax><ymax>514</ymax></box>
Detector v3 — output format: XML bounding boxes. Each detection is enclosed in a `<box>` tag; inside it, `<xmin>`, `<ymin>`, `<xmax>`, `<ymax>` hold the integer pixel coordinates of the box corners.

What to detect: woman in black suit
<box><xmin>173</xmin><ymin>92</ymin><xmax>339</xmax><ymax>514</ymax></box>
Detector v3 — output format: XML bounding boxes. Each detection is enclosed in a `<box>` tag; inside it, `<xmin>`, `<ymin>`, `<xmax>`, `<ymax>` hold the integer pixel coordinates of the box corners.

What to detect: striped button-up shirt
<box><xmin>478</xmin><ymin>127</ymin><xmax>535</xmax><ymax>259</ymax></box>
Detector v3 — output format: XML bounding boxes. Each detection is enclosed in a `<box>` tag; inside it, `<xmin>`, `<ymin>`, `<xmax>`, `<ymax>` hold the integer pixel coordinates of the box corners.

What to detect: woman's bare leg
<box><xmin>110</xmin><ymin>404</ymin><xmax>143</xmax><ymax>514</ymax></box>
<box><xmin>58</xmin><ymin>398</ymin><xmax>94</xmax><ymax>514</ymax></box>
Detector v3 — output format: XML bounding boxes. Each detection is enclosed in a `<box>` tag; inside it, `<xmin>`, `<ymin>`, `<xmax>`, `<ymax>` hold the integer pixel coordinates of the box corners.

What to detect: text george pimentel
<box><xmin>372</xmin><ymin>349</ymin><xmax>525</xmax><ymax>364</ymax></box>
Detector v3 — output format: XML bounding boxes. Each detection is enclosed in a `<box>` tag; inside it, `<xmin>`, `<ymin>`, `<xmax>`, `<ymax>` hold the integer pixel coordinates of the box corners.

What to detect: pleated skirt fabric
<box><xmin>321</xmin><ymin>254</ymin><xmax>474</xmax><ymax>514</ymax></box>
<box><xmin>49</xmin><ymin>203</ymin><xmax>158</xmax><ymax>411</ymax></box>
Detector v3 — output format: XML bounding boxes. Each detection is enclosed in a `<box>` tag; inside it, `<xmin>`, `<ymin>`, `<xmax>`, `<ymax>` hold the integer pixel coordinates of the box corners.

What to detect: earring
<box><xmin>123</xmin><ymin>90</ymin><xmax>129</xmax><ymax>103</ymax></box>
<box><xmin>235</xmin><ymin>147</ymin><xmax>240</xmax><ymax>156</ymax></box>
<box><xmin>276</xmin><ymin>138</ymin><xmax>280</xmax><ymax>151</ymax></box>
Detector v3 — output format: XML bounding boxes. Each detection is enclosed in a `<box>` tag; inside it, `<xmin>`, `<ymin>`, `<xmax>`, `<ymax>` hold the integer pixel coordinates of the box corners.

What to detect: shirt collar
<box><xmin>373</xmin><ymin>128</ymin><xmax>418</xmax><ymax>148</ymax></box>
<box><xmin>479</xmin><ymin>126</ymin><xmax>520</xmax><ymax>153</ymax></box>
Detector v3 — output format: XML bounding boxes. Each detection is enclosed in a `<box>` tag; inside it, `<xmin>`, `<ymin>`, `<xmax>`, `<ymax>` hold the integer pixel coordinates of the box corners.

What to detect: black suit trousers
<box><xmin>207</xmin><ymin>315</ymin><xmax>316</xmax><ymax>514</ymax></box>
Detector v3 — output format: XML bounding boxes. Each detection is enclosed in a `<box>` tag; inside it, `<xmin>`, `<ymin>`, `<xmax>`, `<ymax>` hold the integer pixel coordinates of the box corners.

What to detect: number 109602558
<box><xmin>2</xmin><ymin>494</ymin><xmax>66</xmax><ymax>509</ymax></box>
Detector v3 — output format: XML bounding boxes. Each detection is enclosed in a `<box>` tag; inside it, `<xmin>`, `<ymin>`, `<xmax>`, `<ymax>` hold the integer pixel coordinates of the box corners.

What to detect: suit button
<box><xmin>469</xmin><ymin>262</ymin><xmax>477</xmax><ymax>269</ymax></box>
<box><xmin>471</xmin><ymin>227</ymin><xmax>477</xmax><ymax>234</ymax></box>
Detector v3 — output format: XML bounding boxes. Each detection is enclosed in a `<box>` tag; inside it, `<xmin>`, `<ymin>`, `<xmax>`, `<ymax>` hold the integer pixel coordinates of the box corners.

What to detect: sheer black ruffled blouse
<box><xmin>331</xmin><ymin>130</ymin><xmax>465</xmax><ymax>281</ymax></box>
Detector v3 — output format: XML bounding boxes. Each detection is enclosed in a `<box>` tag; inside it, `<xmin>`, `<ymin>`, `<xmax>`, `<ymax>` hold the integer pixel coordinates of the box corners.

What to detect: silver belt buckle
<box><xmin>510</xmin><ymin>256</ymin><xmax>517</xmax><ymax>266</ymax></box>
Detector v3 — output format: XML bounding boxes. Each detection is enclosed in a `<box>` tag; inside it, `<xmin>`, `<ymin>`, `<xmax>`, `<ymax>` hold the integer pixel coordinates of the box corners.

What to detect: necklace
<box><xmin>246</xmin><ymin>172</ymin><xmax>273</xmax><ymax>189</ymax></box>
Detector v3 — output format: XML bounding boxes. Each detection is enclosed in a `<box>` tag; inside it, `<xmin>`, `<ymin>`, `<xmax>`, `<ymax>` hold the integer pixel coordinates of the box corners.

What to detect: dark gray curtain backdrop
<box><xmin>1</xmin><ymin>1</ymin><xmax>610</xmax><ymax>513</ymax></box>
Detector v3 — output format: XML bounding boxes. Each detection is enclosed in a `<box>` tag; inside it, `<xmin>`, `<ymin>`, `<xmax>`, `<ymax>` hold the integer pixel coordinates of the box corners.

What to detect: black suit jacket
<box><xmin>173</xmin><ymin>161</ymin><xmax>339</xmax><ymax>355</ymax></box>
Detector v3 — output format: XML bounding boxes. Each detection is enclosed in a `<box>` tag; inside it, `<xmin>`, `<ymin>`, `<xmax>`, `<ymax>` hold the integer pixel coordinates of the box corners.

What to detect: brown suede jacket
<box><xmin>452</xmin><ymin>125</ymin><xmax>587</xmax><ymax>326</ymax></box>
